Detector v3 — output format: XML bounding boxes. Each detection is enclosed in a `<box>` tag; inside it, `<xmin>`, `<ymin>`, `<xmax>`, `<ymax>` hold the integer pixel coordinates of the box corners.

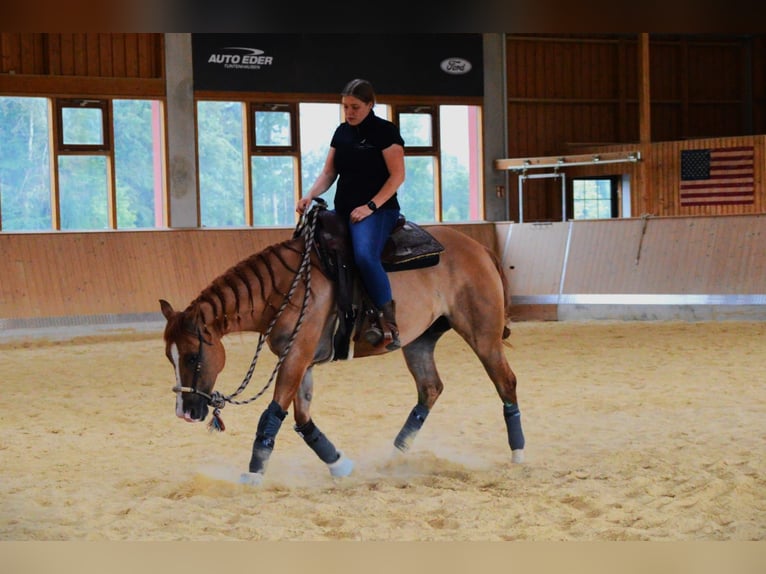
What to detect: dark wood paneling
<box><xmin>0</xmin><ymin>33</ymin><xmax>163</xmax><ymax>80</ymax></box>
<box><xmin>504</xmin><ymin>34</ymin><xmax>766</xmax><ymax>222</ymax></box>
<box><xmin>565</xmin><ymin>135</ymin><xmax>764</xmax><ymax>218</ymax></box>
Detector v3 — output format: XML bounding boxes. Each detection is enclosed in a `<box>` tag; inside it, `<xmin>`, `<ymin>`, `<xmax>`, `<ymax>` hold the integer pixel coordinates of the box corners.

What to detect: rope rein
<box><xmin>200</xmin><ymin>203</ymin><xmax>321</xmax><ymax>430</ymax></box>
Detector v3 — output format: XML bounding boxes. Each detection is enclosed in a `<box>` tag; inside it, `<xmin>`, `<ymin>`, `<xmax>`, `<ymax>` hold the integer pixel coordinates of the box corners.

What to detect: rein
<box><xmin>172</xmin><ymin>202</ymin><xmax>322</xmax><ymax>432</ymax></box>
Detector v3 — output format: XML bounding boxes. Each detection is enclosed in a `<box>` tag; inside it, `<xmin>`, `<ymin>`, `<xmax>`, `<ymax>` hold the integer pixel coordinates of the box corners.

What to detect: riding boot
<box><xmin>362</xmin><ymin>300</ymin><xmax>401</xmax><ymax>350</ymax></box>
<box><xmin>362</xmin><ymin>308</ymin><xmax>385</xmax><ymax>346</ymax></box>
<box><xmin>381</xmin><ymin>299</ymin><xmax>401</xmax><ymax>351</ymax></box>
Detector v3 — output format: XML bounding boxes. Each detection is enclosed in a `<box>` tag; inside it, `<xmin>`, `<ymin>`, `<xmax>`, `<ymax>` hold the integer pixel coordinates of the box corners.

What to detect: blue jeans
<box><xmin>347</xmin><ymin>208</ymin><xmax>400</xmax><ymax>307</ymax></box>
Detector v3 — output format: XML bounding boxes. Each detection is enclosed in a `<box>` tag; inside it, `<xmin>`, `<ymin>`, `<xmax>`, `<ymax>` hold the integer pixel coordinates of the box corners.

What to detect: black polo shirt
<box><xmin>330</xmin><ymin>110</ymin><xmax>405</xmax><ymax>217</ymax></box>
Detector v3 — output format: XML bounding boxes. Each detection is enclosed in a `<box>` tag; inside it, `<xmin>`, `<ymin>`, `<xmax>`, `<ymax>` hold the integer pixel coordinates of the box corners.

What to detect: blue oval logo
<box><xmin>440</xmin><ymin>57</ymin><xmax>472</xmax><ymax>75</ymax></box>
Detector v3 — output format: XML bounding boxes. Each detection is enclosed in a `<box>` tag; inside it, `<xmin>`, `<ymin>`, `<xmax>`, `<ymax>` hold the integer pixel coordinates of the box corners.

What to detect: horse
<box><xmin>159</xmin><ymin>204</ymin><xmax>525</xmax><ymax>485</ymax></box>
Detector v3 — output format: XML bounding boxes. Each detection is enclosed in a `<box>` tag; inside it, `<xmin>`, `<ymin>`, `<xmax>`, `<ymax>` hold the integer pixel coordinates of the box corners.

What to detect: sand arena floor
<box><xmin>0</xmin><ymin>320</ymin><xmax>764</xmax><ymax>541</ymax></box>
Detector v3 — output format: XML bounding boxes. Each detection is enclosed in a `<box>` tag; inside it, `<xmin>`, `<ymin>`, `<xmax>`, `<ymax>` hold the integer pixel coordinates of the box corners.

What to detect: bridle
<box><xmin>171</xmin><ymin>329</ymin><xmax>223</xmax><ymax>408</ymax></box>
<box><xmin>170</xmin><ymin>200</ymin><xmax>323</xmax><ymax>431</ymax></box>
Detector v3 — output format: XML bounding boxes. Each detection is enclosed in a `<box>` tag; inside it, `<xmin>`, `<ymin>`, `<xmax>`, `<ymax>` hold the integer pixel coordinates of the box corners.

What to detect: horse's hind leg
<box><xmin>469</xmin><ymin>337</ymin><xmax>525</xmax><ymax>463</ymax></box>
<box><xmin>448</xmin><ymin>297</ymin><xmax>525</xmax><ymax>462</ymax></box>
<box><xmin>396</xmin><ymin>322</ymin><xmax>448</xmax><ymax>452</ymax></box>
<box><xmin>293</xmin><ymin>367</ymin><xmax>354</xmax><ymax>477</ymax></box>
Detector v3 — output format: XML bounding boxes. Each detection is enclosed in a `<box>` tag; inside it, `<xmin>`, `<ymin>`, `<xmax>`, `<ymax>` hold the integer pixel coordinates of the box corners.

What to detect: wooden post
<box><xmin>638</xmin><ymin>33</ymin><xmax>651</xmax><ymax>215</ymax></box>
<box><xmin>638</xmin><ymin>32</ymin><xmax>651</xmax><ymax>144</ymax></box>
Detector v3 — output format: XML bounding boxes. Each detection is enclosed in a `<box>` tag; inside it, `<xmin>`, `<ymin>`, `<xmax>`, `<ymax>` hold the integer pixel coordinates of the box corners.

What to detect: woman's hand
<box><xmin>296</xmin><ymin>196</ymin><xmax>314</xmax><ymax>214</ymax></box>
<box><xmin>350</xmin><ymin>203</ymin><xmax>376</xmax><ymax>223</ymax></box>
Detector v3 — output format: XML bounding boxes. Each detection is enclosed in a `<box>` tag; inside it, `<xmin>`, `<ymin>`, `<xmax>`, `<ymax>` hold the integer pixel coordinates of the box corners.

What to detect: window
<box><xmin>395</xmin><ymin>104</ymin><xmax>483</xmax><ymax>223</ymax></box>
<box><xmin>440</xmin><ymin>105</ymin><xmax>482</xmax><ymax>221</ymax></box>
<box><xmin>0</xmin><ymin>96</ymin><xmax>165</xmax><ymax>231</ymax></box>
<box><xmin>56</xmin><ymin>99</ymin><xmax>112</xmax><ymax>229</ymax></box>
<box><xmin>196</xmin><ymin>99</ymin><xmax>484</xmax><ymax>228</ymax></box>
<box><xmin>1</xmin><ymin>94</ymin><xmax>483</xmax><ymax>232</ymax></box>
<box><xmin>396</xmin><ymin>105</ymin><xmax>439</xmax><ymax>222</ymax></box>
<box><xmin>571</xmin><ymin>177</ymin><xmax>620</xmax><ymax>219</ymax></box>
<box><xmin>0</xmin><ymin>97</ymin><xmax>52</xmax><ymax>231</ymax></box>
<box><xmin>250</xmin><ymin>103</ymin><xmax>299</xmax><ymax>227</ymax></box>
<box><xmin>299</xmin><ymin>102</ymin><xmax>342</xmax><ymax>208</ymax></box>
<box><xmin>57</xmin><ymin>99</ymin><xmax>109</xmax><ymax>151</ymax></box>
<box><xmin>197</xmin><ymin>101</ymin><xmax>246</xmax><ymax>227</ymax></box>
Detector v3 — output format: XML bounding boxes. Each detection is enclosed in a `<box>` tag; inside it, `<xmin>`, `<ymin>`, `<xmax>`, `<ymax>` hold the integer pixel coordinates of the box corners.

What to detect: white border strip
<box><xmin>513</xmin><ymin>294</ymin><xmax>766</xmax><ymax>306</ymax></box>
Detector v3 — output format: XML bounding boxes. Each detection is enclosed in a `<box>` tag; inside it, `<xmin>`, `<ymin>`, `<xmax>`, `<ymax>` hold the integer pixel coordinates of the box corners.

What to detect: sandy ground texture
<box><xmin>0</xmin><ymin>320</ymin><xmax>764</xmax><ymax>541</ymax></box>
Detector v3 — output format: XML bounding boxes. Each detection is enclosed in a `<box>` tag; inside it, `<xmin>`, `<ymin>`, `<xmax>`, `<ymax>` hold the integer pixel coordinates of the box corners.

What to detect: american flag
<box><xmin>680</xmin><ymin>146</ymin><xmax>755</xmax><ymax>206</ymax></box>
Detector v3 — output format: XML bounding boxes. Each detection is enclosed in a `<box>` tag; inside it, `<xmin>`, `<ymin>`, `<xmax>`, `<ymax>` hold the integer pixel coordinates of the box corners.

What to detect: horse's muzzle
<box><xmin>176</xmin><ymin>395</ymin><xmax>209</xmax><ymax>422</ymax></box>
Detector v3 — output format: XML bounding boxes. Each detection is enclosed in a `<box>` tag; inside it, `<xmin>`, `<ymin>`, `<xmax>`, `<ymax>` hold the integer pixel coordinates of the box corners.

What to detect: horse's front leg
<box><xmin>293</xmin><ymin>367</ymin><xmax>354</xmax><ymax>478</ymax></box>
<box><xmin>240</xmin><ymin>362</ymin><xmax>353</xmax><ymax>485</ymax></box>
<box><xmin>239</xmin><ymin>397</ymin><xmax>289</xmax><ymax>485</ymax></box>
<box><xmin>239</xmin><ymin>352</ymin><xmax>306</xmax><ymax>485</ymax></box>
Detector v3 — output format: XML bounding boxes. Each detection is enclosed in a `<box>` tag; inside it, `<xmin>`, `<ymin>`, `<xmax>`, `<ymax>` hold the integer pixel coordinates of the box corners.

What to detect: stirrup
<box><xmin>363</xmin><ymin>325</ymin><xmax>384</xmax><ymax>346</ymax></box>
<box><xmin>363</xmin><ymin>309</ymin><xmax>385</xmax><ymax>345</ymax></box>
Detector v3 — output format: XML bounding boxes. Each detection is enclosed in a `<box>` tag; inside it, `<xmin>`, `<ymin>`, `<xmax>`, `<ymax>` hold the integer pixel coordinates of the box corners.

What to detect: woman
<box><xmin>297</xmin><ymin>78</ymin><xmax>405</xmax><ymax>350</ymax></box>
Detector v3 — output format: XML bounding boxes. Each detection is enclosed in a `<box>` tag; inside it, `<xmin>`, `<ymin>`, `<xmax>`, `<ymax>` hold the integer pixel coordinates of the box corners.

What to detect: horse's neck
<box><xmin>192</xmin><ymin>238</ymin><xmax>305</xmax><ymax>337</ymax></box>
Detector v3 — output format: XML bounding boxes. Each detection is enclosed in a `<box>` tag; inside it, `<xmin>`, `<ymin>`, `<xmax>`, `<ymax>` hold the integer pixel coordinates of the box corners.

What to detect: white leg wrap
<box><xmin>511</xmin><ymin>449</ymin><xmax>525</xmax><ymax>464</ymax></box>
<box><xmin>327</xmin><ymin>451</ymin><xmax>354</xmax><ymax>477</ymax></box>
<box><xmin>239</xmin><ymin>471</ymin><xmax>265</xmax><ymax>486</ymax></box>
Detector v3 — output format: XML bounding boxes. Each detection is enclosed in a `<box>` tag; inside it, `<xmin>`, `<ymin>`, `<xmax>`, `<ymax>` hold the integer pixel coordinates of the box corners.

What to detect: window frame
<box><xmin>569</xmin><ymin>175</ymin><xmax>621</xmax><ymax>220</ymax></box>
<box><xmin>55</xmin><ymin>98</ymin><xmax>112</xmax><ymax>153</ymax></box>
<box><xmin>248</xmin><ymin>102</ymin><xmax>300</xmax><ymax>154</ymax></box>
<box><xmin>52</xmin><ymin>98</ymin><xmax>116</xmax><ymax>229</ymax></box>
<box><xmin>393</xmin><ymin>104</ymin><xmax>440</xmax><ymax>155</ymax></box>
<box><xmin>392</xmin><ymin>103</ymin><xmax>444</xmax><ymax>221</ymax></box>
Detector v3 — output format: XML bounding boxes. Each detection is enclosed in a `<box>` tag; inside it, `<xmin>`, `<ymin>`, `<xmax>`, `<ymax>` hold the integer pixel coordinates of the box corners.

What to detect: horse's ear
<box><xmin>159</xmin><ymin>299</ymin><xmax>175</xmax><ymax>320</ymax></box>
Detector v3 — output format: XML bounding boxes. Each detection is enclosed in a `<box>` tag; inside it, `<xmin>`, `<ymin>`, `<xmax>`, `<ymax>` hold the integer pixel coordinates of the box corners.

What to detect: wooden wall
<box><xmin>0</xmin><ymin>223</ymin><xmax>497</xmax><ymax>325</ymax></box>
<box><xmin>0</xmin><ymin>33</ymin><xmax>164</xmax><ymax>97</ymax></box>
<box><xmin>506</xmin><ymin>34</ymin><xmax>763</xmax><ymax>156</ymax></box>
<box><xmin>505</xmin><ymin>34</ymin><xmax>766</xmax><ymax>222</ymax></box>
<box><xmin>565</xmin><ymin>135</ymin><xmax>766</xmax><ymax>218</ymax></box>
<box><xmin>2</xmin><ymin>217</ymin><xmax>764</xmax><ymax>326</ymax></box>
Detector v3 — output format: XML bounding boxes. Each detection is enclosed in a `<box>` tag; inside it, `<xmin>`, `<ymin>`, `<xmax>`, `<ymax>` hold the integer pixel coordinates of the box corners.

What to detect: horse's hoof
<box><xmin>511</xmin><ymin>449</ymin><xmax>525</xmax><ymax>464</ymax></box>
<box><xmin>239</xmin><ymin>471</ymin><xmax>265</xmax><ymax>486</ymax></box>
<box><xmin>328</xmin><ymin>452</ymin><xmax>354</xmax><ymax>477</ymax></box>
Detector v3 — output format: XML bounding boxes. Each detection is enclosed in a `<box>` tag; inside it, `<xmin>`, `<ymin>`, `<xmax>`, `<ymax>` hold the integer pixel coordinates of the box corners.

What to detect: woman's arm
<box><xmin>349</xmin><ymin>143</ymin><xmax>405</xmax><ymax>222</ymax></box>
<box><xmin>296</xmin><ymin>148</ymin><xmax>338</xmax><ymax>213</ymax></box>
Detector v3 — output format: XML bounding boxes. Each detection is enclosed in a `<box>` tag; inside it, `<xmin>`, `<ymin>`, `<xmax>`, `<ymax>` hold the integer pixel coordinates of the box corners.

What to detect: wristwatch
<box><xmin>367</xmin><ymin>200</ymin><xmax>378</xmax><ymax>212</ymax></box>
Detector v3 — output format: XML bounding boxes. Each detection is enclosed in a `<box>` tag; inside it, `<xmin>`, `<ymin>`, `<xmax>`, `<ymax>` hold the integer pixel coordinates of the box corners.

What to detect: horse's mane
<box><xmin>184</xmin><ymin>236</ymin><xmax>309</xmax><ymax>333</ymax></box>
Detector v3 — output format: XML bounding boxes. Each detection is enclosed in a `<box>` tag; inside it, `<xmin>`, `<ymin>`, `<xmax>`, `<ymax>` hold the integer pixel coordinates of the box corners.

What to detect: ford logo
<box><xmin>440</xmin><ymin>57</ymin><xmax>472</xmax><ymax>75</ymax></box>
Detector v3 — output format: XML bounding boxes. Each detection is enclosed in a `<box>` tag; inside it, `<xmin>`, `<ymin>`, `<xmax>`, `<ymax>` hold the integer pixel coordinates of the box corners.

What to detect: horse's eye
<box><xmin>185</xmin><ymin>354</ymin><xmax>199</xmax><ymax>367</ymax></box>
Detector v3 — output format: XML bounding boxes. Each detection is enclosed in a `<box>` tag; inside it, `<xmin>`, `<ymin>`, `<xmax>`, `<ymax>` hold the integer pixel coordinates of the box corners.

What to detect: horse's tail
<box><xmin>486</xmin><ymin>247</ymin><xmax>513</xmax><ymax>341</ymax></box>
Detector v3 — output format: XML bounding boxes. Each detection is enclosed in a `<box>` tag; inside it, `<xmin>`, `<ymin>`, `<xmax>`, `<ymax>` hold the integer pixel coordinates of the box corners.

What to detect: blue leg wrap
<box><xmin>394</xmin><ymin>403</ymin><xmax>430</xmax><ymax>452</ymax></box>
<box><xmin>295</xmin><ymin>419</ymin><xmax>340</xmax><ymax>464</ymax></box>
<box><xmin>249</xmin><ymin>400</ymin><xmax>287</xmax><ymax>473</ymax></box>
<box><xmin>503</xmin><ymin>403</ymin><xmax>525</xmax><ymax>451</ymax></box>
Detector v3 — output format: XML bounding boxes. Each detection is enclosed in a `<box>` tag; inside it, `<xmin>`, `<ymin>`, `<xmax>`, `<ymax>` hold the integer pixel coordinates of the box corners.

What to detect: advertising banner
<box><xmin>192</xmin><ymin>34</ymin><xmax>483</xmax><ymax>97</ymax></box>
